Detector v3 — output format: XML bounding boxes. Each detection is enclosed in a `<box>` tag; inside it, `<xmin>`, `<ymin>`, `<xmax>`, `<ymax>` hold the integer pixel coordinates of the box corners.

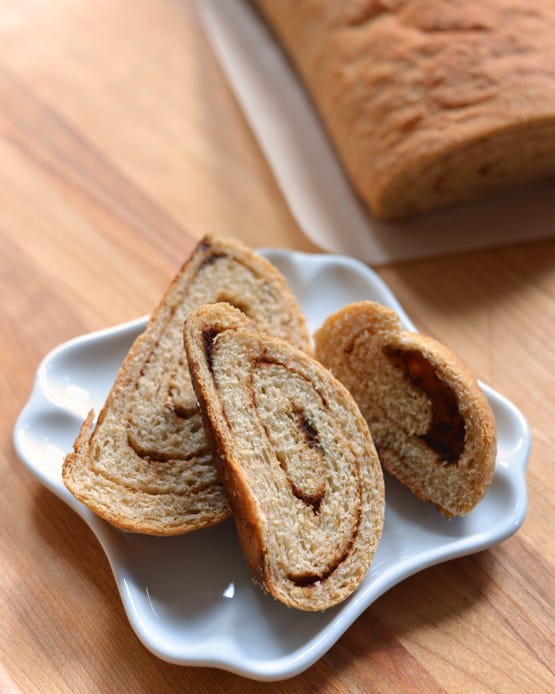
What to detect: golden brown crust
<box><xmin>184</xmin><ymin>303</ymin><xmax>384</xmax><ymax>610</ymax></box>
<box><xmin>63</xmin><ymin>410</ymin><xmax>95</xmax><ymax>483</ymax></box>
<box><xmin>184</xmin><ymin>306</ymin><xmax>269</xmax><ymax>587</ymax></box>
<box><xmin>255</xmin><ymin>0</ymin><xmax>555</xmax><ymax>219</ymax></box>
<box><xmin>314</xmin><ymin>301</ymin><xmax>496</xmax><ymax>517</ymax></box>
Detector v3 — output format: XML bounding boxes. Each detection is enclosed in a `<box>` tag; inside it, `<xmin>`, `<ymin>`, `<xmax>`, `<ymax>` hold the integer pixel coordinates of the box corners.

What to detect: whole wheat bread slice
<box><xmin>62</xmin><ymin>235</ymin><xmax>311</xmax><ymax>535</ymax></box>
<box><xmin>314</xmin><ymin>301</ymin><xmax>496</xmax><ymax>517</ymax></box>
<box><xmin>184</xmin><ymin>302</ymin><xmax>384</xmax><ymax>610</ymax></box>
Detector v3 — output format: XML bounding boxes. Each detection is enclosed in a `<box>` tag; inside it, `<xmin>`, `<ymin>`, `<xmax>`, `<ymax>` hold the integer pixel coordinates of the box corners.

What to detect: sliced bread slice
<box><xmin>63</xmin><ymin>235</ymin><xmax>311</xmax><ymax>535</ymax></box>
<box><xmin>184</xmin><ymin>302</ymin><xmax>384</xmax><ymax>611</ymax></box>
<box><xmin>314</xmin><ymin>301</ymin><xmax>496</xmax><ymax>517</ymax></box>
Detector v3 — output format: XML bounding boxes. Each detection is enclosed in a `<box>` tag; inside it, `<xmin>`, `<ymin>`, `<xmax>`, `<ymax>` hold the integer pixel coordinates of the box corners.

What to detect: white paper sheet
<box><xmin>197</xmin><ymin>0</ymin><xmax>555</xmax><ymax>265</ymax></box>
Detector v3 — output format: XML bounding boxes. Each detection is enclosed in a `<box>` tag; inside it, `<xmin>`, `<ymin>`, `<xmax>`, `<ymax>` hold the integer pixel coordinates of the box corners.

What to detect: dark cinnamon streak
<box><xmin>288</xmin><ymin>487</ymin><xmax>362</xmax><ymax>587</ymax></box>
<box><xmin>384</xmin><ymin>346</ymin><xmax>465</xmax><ymax>464</ymax></box>
<box><xmin>252</xmin><ymin>359</ymin><xmax>328</xmax><ymax>513</ymax></box>
<box><xmin>289</xmin><ymin>405</ymin><xmax>325</xmax><ymax>512</ymax></box>
<box><xmin>201</xmin><ymin>328</ymin><xmax>234</xmax><ymax>433</ymax></box>
<box><xmin>126</xmin><ymin>430</ymin><xmax>211</xmax><ymax>463</ymax></box>
<box><xmin>292</xmin><ymin>404</ymin><xmax>322</xmax><ymax>451</ymax></box>
<box><xmin>198</xmin><ymin>249</ymin><xmax>227</xmax><ymax>268</ymax></box>
<box><xmin>290</xmin><ymin>482</ymin><xmax>324</xmax><ymax>514</ymax></box>
<box><xmin>202</xmin><ymin>328</ymin><xmax>219</xmax><ymax>373</ymax></box>
<box><xmin>127</xmin><ymin>310</ymin><xmax>202</xmax><ymax>463</ymax></box>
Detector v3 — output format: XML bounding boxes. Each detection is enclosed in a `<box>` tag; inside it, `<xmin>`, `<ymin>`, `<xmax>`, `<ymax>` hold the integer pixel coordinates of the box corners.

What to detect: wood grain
<box><xmin>1</xmin><ymin>1</ymin><xmax>553</xmax><ymax>692</ymax></box>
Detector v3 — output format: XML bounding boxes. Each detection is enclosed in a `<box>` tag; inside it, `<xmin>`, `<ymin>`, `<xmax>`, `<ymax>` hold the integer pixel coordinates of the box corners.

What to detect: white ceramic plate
<box><xmin>14</xmin><ymin>250</ymin><xmax>530</xmax><ymax>681</ymax></box>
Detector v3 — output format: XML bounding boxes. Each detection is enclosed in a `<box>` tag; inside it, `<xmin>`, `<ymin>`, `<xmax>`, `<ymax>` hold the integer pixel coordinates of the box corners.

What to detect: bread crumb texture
<box><xmin>184</xmin><ymin>303</ymin><xmax>384</xmax><ymax>610</ymax></box>
<box><xmin>62</xmin><ymin>235</ymin><xmax>311</xmax><ymax>535</ymax></box>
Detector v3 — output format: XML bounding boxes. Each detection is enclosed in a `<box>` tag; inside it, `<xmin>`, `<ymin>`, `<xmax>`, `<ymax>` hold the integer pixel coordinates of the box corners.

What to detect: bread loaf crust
<box><xmin>255</xmin><ymin>0</ymin><xmax>555</xmax><ymax>219</ymax></box>
<box><xmin>184</xmin><ymin>303</ymin><xmax>384</xmax><ymax>610</ymax></box>
<box><xmin>314</xmin><ymin>301</ymin><xmax>496</xmax><ymax>517</ymax></box>
<box><xmin>63</xmin><ymin>235</ymin><xmax>311</xmax><ymax>535</ymax></box>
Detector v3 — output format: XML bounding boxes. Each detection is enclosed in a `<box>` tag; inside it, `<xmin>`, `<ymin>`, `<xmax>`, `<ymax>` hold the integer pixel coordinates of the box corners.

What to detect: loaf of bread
<box><xmin>314</xmin><ymin>301</ymin><xmax>496</xmax><ymax>517</ymax></box>
<box><xmin>255</xmin><ymin>0</ymin><xmax>555</xmax><ymax>220</ymax></box>
<box><xmin>184</xmin><ymin>303</ymin><xmax>384</xmax><ymax>610</ymax></box>
<box><xmin>63</xmin><ymin>235</ymin><xmax>311</xmax><ymax>535</ymax></box>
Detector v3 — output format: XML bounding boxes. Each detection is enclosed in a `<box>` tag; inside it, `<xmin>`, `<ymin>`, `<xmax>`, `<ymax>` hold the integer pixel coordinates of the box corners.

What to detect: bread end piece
<box><xmin>314</xmin><ymin>301</ymin><xmax>496</xmax><ymax>517</ymax></box>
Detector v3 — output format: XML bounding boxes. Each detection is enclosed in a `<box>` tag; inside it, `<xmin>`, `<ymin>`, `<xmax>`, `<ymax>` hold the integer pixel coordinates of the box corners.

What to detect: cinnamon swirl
<box><xmin>62</xmin><ymin>235</ymin><xmax>311</xmax><ymax>535</ymax></box>
<box><xmin>184</xmin><ymin>303</ymin><xmax>384</xmax><ymax>610</ymax></box>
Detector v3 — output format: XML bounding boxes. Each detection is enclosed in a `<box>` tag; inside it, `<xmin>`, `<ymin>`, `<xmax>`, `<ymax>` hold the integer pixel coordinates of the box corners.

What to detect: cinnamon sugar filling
<box><xmin>384</xmin><ymin>346</ymin><xmax>465</xmax><ymax>464</ymax></box>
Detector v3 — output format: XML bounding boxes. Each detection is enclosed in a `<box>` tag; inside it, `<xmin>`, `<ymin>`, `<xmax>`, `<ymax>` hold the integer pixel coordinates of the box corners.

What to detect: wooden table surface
<box><xmin>1</xmin><ymin>1</ymin><xmax>553</xmax><ymax>692</ymax></box>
